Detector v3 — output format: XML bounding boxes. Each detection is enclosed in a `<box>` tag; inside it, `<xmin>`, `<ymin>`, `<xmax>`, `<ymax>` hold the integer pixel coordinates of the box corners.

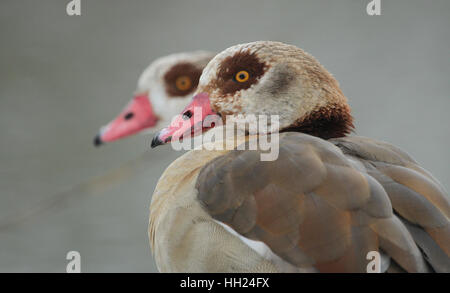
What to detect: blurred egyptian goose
<box><xmin>93</xmin><ymin>51</ymin><xmax>214</xmax><ymax>146</ymax></box>
<box><xmin>0</xmin><ymin>52</ymin><xmax>216</xmax><ymax>230</ymax></box>
<box><xmin>149</xmin><ymin>41</ymin><xmax>450</xmax><ymax>273</ymax></box>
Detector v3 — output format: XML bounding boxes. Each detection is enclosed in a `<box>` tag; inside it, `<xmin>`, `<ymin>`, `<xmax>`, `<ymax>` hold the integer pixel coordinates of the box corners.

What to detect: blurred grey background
<box><xmin>0</xmin><ymin>0</ymin><xmax>449</xmax><ymax>272</ymax></box>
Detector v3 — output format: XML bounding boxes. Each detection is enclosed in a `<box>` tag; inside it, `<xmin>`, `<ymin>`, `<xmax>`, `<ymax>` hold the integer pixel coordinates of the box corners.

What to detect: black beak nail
<box><xmin>94</xmin><ymin>134</ymin><xmax>103</xmax><ymax>147</ymax></box>
<box><xmin>151</xmin><ymin>135</ymin><xmax>163</xmax><ymax>148</ymax></box>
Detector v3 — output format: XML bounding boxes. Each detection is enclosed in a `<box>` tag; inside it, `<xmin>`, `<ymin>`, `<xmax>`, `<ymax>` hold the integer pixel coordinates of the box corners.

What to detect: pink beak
<box><xmin>94</xmin><ymin>93</ymin><xmax>159</xmax><ymax>146</ymax></box>
<box><xmin>151</xmin><ymin>92</ymin><xmax>217</xmax><ymax>148</ymax></box>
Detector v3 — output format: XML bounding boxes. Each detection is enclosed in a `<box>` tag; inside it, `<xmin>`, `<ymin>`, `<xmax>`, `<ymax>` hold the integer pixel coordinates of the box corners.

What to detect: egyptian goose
<box><xmin>0</xmin><ymin>53</ymin><xmax>214</xmax><ymax>229</ymax></box>
<box><xmin>149</xmin><ymin>41</ymin><xmax>450</xmax><ymax>273</ymax></box>
<box><xmin>94</xmin><ymin>51</ymin><xmax>214</xmax><ymax>146</ymax></box>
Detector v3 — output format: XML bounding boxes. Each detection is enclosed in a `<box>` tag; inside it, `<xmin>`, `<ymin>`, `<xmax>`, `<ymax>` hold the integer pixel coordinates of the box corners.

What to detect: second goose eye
<box><xmin>175</xmin><ymin>76</ymin><xmax>192</xmax><ymax>91</ymax></box>
<box><xmin>235</xmin><ymin>70</ymin><xmax>249</xmax><ymax>83</ymax></box>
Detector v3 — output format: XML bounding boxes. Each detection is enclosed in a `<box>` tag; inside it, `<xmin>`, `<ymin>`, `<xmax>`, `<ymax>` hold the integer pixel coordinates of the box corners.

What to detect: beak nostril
<box><xmin>182</xmin><ymin>110</ymin><xmax>193</xmax><ymax>120</ymax></box>
<box><xmin>124</xmin><ymin>112</ymin><xmax>134</xmax><ymax>120</ymax></box>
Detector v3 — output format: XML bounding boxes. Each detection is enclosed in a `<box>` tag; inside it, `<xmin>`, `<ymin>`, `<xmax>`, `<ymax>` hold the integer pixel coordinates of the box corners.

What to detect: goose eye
<box><xmin>234</xmin><ymin>70</ymin><xmax>249</xmax><ymax>83</ymax></box>
<box><xmin>175</xmin><ymin>76</ymin><xmax>192</xmax><ymax>91</ymax></box>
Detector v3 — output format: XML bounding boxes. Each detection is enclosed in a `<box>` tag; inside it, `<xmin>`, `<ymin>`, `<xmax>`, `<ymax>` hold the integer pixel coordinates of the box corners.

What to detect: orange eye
<box><xmin>235</xmin><ymin>70</ymin><xmax>249</xmax><ymax>83</ymax></box>
<box><xmin>175</xmin><ymin>76</ymin><xmax>192</xmax><ymax>91</ymax></box>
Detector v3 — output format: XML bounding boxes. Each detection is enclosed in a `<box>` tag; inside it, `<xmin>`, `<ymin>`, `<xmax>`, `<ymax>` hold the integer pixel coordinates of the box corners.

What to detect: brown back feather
<box><xmin>195</xmin><ymin>133</ymin><xmax>449</xmax><ymax>272</ymax></box>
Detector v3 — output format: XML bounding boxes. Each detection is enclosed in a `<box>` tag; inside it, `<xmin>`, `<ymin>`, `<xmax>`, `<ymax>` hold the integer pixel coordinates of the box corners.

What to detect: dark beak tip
<box><xmin>150</xmin><ymin>137</ymin><xmax>162</xmax><ymax>148</ymax></box>
<box><xmin>151</xmin><ymin>134</ymin><xmax>167</xmax><ymax>148</ymax></box>
<box><xmin>151</xmin><ymin>137</ymin><xmax>161</xmax><ymax>148</ymax></box>
<box><xmin>93</xmin><ymin>134</ymin><xmax>103</xmax><ymax>147</ymax></box>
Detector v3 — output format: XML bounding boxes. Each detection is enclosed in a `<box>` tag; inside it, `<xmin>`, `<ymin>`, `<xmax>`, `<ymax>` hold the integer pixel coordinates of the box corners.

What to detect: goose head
<box><xmin>94</xmin><ymin>51</ymin><xmax>214</xmax><ymax>146</ymax></box>
<box><xmin>152</xmin><ymin>41</ymin><xmax>354</xmax><ymax>147</ymax></box>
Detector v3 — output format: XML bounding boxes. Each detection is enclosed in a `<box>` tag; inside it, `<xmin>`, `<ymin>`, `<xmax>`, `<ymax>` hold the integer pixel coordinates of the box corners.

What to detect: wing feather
<box><xmin>195</xmin><ymin>133</ymin><xmax>449</xmax><ymax>272</ymax></box>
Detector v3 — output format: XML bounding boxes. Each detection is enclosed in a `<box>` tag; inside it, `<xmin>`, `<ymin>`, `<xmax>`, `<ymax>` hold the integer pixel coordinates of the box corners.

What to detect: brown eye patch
<box><xmin>164</xmin><ymin>62</ymin><xmax>202</xmax><ymax>98</ymax></box>
<box><xmin>216</xmin><ymin>50</ymin><xmax>268</xmax><ymax>95</ymax></box>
